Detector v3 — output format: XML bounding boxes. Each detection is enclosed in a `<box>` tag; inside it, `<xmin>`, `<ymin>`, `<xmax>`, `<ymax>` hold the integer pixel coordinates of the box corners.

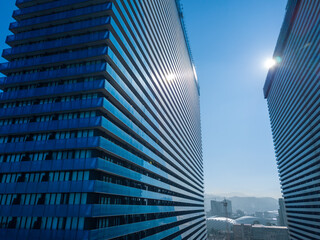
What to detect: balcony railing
<box><xmin>10</xmin><ymin>3</ymin><xmax>112</xmax><ymax>32</ymax></box>
<box><xmin>0</xmin><ymin>46</ymin><xmax>108</xmax><ymax>73</ymax></box>
<box><xmin>0</xmin><ymin>63</ymin><xmax>107</xmax><ymax>87</ymax></box>
<box><xmin>3</xmin><ymin>31</ymin><xmax>109</xmax><ymax>58</ymax></box>
<box><xmin>6</xmin><ymin>17</ymin><xmax>110</xmax><ymax>44</ymax></box>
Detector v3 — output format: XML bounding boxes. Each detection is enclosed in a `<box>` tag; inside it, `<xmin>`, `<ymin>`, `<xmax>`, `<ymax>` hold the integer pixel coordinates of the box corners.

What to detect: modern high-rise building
<box><xmin>210</xmin><ymin>199</ymin><xmax>232</xmax><ymax>218</ymax></box>
<box><xmin>264</xmin><ymin>0</ymin><xmax>320</xmax><ymax>239</ymax></box>
<box><xmin>0</xmin><ymin>0</ymin><xmax>206</xmax><ymax>239</ymax></box>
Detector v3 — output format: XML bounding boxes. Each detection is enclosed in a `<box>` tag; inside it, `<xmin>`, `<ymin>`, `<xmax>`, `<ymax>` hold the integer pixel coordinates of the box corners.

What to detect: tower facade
<box><xmin>264</xmin><ymin>0</ymin><xmax>320</xmax><ymax>239</ymax></box>
<box><xmin>0</xmin><ymin>0</ymin><xmax>206</xmax><ymax>239</ymax></box>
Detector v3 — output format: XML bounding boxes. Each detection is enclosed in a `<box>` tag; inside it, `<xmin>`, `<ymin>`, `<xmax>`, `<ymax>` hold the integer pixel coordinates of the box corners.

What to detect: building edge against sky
<box><xmin>0</xmin><ymin>0</ymin><xmax>206</xmax><ymax>239</ymax></box>
<box><xmin>264</xmin><ymin>0</ymin><xmax>320</xmax><ymax>239</ymax></box>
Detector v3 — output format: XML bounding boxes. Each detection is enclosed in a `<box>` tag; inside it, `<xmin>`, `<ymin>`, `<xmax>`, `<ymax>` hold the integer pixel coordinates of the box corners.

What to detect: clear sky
<box><xmin>182</xmin><ymin>0</ymin><xmax>287</xmax><ymax>198</ymax></box>
<box><xmin>0</xmin><ymin>1</ymin><xmax>287</xmax><ymax>199</ymax></box>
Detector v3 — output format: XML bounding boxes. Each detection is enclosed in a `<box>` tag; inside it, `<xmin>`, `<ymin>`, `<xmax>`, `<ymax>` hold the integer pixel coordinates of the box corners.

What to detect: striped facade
<box><xmin>264</xmin><ymin>0</ymin><xmax>320</xmax><ymax>239</ymax></box>
<box><xmin>0</xmin><ymin>0</ymin><xmax>206</xmax><ymax>239</ymax></box>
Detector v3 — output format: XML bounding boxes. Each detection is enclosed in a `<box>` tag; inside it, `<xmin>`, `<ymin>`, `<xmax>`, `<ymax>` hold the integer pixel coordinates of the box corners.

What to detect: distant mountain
<box><xmin>205</xmin><ymin>194</ymin><xmax>279</xmax><ymax>214</ymax></box>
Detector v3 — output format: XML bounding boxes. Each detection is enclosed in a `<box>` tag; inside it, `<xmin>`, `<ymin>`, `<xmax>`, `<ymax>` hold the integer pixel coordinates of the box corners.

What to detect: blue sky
<box><xmin>0</xmin><ymin>1</ymin><xmax>287</xmax><ymax>198</ymax></box>
<box><xmin>182</xmin><ymin>0</ymin><xmax>287</xmax><ymax>198</ymax></box>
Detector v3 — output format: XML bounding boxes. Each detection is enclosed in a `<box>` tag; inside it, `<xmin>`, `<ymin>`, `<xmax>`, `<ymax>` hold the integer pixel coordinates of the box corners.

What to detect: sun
<box><xmin>264</xmin><ymin>58</ymin><xmax>276</xmax><ymax>69</ymax></box>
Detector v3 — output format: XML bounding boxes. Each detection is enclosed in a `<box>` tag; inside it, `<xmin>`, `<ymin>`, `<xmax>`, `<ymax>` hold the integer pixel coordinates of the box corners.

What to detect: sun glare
<box><xmin>264</xmin><ymin>58</ymin><xmax>276</xmax><ymax>69</ymax></box>
<box><xmin>166</xmin><ymin>73</ymin><xmax>175</xmax><ymax>81</ymax></box>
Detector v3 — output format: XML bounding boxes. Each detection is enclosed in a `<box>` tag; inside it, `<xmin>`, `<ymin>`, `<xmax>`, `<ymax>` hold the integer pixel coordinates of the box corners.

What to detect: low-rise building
<box><xmin>233</xmin><ymin>224</ymin><xmax>289</xmax><ymax>240</ymax></box>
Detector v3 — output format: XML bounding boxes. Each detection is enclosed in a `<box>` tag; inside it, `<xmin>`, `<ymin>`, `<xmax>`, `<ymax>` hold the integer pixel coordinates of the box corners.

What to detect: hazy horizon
<box><xmin>204</xmin><ymin>191</ymin><xmax>280</xmax><ymax>199</ymax></box>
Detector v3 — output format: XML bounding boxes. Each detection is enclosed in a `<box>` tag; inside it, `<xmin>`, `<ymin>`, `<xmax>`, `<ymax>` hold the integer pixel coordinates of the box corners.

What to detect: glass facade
<box><xmin>264</xmin><ymin>0</ymin><xmax>320</xmax><ymax>239</ymax></box>
<box><xmin>0</xmin><ymin>0</ymin><xmax>206</xmax><ymax>239</ymax></box>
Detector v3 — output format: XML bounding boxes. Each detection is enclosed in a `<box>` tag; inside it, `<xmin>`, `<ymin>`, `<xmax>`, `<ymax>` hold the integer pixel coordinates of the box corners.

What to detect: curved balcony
<box><xmin>0</xmin><ymin>136</ymin><xmax>100</xmax><ymax>154</ymax></box>
<box><xmin>6</xmin><ymin>17</ymin><xmax>110</xmax><ymax>46</ymax></box>
<box><xmin>0</xmin><ymin>157</ymin><xmax>100</xmax><ymax>173</ymax></box>
<box><xmin>16</xmin><ymin>0</ymin><xmax>55</xmax><ymax>9</ymax></box>
<box><xmin>2</xmin><ymin>31</ymin><xmax>109</xmax><ymax>59</ymax></box>
<box><xmin>0</xmin><ymin>229</ymin><xmax>87</xmax><ymax>239</ymax></box>
<box><xmin>10</xmin><ymin>3</ymin><xmax>112</xmax><ymax>34</ymax></box>
<box><xmin>0</xmin><ymin>117</ymin><xmax>102</xmax><ymax>136</ymax></box>
<box><xmin>0</xmin><ymin>212</ymin><xmax>204</xmax><ymax>240</ymax></box>
<box><xmin>0</xmin><ymin>178</ymin><xmax>96</xmax><ymax>195</ymax></box>
<box><xmin>13</xmin><ymin>0</ymin><xmax>108</xmax><ymax>20</ymax></box>
<box><xmin>0</xmin><ymin>203</ymin><xmax>202</xmax><ymax>218</ymax></box>
<box><xmin>0</xmin><ymin>79</ymin><xmax>106</xmax><ymax>101</ymax></box>
<box><xmin>0</xmin><ymin>62</ymin><xmax>107</xmax><ymax>88</ymax></box>
<box><xmin>0</xmin><ymin>46</ymin><xmax>108</xmax><ymax>73</ymax></box>
<box><xmin>89</xmin><ymin>211</ymin><xmax>203</xmax><ymax>240</ymax></box>
<box><xmin>0</xmin><ymin>98</ymin><xmax>104</xmax><ymax>118</ymax></box>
